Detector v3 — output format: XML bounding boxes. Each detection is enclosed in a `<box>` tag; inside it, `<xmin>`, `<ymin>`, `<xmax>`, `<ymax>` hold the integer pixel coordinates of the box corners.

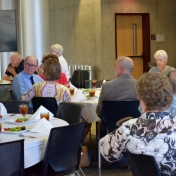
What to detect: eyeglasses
<box><xmin>25</xmin><ymin>63</ymin><xmax>37</xmax><ymax>68</ymax></box>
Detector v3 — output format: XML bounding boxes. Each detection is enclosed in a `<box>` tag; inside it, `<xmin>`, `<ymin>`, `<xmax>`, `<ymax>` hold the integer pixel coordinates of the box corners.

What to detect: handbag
<box><xmin>80</xmin><ymin>145</ymin><xmax>90</xmax><ymax>168</ymax></box>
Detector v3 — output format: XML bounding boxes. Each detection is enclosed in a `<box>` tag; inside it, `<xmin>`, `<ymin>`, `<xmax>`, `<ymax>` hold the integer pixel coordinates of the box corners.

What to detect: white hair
<box><xmin>154</xmin><ymin>50</ymin><xmax>168</xmax><ymax>60</ymax></box>
<box><xmin>51</xmin><ymin>44</ymin><xmax>63</xmax><ymax>56</ymax></box>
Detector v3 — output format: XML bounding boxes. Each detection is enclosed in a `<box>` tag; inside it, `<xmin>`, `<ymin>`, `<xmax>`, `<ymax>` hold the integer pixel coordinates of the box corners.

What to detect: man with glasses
<box><xmin>12</xmin><ymin>56</ymin><xmax>43</xmax><ymax>100</ymax></box>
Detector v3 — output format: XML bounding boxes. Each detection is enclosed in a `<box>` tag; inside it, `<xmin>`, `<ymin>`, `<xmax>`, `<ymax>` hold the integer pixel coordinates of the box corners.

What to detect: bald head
<box><xmin>24</xmin><ymin>56</ymin><xmax>38</xmax><ymax>75</ymax></box>
<box><xmin>114</xmin><ymin>56</ymin><xmax>134</xmax><ymax>77</ymax></box>
<box><xmin>10</xmin><ymin>52</ymin><xmax>22</xmax><ymax>67</ymax></box>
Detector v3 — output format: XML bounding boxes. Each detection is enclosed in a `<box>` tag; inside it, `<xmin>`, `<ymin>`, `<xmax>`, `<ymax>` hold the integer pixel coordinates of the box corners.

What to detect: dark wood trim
<box><xmin>115</xmin><ymin>13</ymin><xmax>150</xmax><ymax>72</ymax></box>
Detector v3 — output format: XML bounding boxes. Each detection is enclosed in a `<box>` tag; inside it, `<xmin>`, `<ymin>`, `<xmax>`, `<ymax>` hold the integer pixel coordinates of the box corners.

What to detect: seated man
<box><xmin>3</xmin><ymin>52</ymin><xmax>24</xmax><ymax>80</ymax></box>
<box><xmin>168</xmin><ymin>70</ymin><xmax>176</xmax><ymax>115</ymax></box>
<box><xmin>96</xmin><ymin>56</ymin><xmax>138</xmax><ymax>118</ymax></box>
<box><xmin>12</xmin><ymin>56</ymin><xmax>43</xmax><ymax>100</ymax></box>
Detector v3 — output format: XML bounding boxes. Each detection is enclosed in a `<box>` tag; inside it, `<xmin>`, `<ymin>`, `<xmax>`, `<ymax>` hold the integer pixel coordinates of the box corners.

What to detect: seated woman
<box><xmin>100</xmin><ymin>72</ymin><xmax>176</xmax><ymax>175</ymax></box>
<box><xmin>21</xmin><ymin>54</ymin><xmax>71</xmax><ymax>103</ymax></box>
<box><xmin>38</xmin><ymin>53</ymin><xmax>68</xmax><ymax>86</ymax></box>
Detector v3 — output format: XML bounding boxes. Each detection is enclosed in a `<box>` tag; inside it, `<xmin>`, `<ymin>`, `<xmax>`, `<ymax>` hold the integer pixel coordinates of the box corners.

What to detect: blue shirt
<box><xmin>168</xmin><ymin>95</ymin><xmax>176</xmax><ymax>116</ymax></box>
<box><xmin>12</xmin><ymin>71</ymin><xmax>43</xmax><ymax>100</ymax></box>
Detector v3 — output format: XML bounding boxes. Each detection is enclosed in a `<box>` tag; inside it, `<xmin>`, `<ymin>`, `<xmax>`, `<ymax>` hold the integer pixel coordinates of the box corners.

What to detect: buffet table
<box><xmin>0</xmin><ymin>114</ymin><xmax>68</xmax><ymax>168</ymax></box>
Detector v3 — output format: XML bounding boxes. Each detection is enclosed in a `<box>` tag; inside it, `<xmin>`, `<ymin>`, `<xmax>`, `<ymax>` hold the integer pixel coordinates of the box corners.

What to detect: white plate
<box><xmin>2</xmin><ymin>129</ymin><xmax>29</xmax><ymax>134</ymax></box>
<box><xmin>0</xmin><ymin>116</ymin><xmax>8</xmax><ymax>120</ymax></box>
<box><xmin>8</xmin><ymin>119</ymin><xmax>37</xmax><ymax>124</ymax></box>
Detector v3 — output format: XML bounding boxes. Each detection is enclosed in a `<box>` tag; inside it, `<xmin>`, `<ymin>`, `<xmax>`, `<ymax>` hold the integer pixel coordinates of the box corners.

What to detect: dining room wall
<box><xmin>49</xmin><ymin>0</ymin><xmax>176</xmax><ymax>80</ymax></box>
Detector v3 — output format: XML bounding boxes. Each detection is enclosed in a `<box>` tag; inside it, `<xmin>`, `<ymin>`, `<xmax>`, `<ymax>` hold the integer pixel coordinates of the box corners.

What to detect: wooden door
<box><xmin>116</xmin><ymin>15</ymin><xmax>143</xmax><ymax>79</ymax></box>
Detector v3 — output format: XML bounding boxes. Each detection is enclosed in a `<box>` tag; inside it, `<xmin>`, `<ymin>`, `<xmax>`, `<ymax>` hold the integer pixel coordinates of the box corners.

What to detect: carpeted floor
<box><xmin>81</xmin><ymin>134</ymin><xmax>132</xmax><ymax>176</ymax></box>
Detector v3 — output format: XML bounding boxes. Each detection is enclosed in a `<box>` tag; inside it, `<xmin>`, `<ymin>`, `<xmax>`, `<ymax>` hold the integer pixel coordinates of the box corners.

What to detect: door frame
<box><xmin>115</xmin><ymin>13</ymin><xmax>150</xmax><ymax>72</ymax></box>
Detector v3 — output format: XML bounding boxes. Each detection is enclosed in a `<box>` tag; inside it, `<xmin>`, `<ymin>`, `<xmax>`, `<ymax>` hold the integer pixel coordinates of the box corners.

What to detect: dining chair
<box><xmin>57</xmin><ymin>102</ymin><xmax>84</xmax><ymax>124</ymax></box>
<box><xmin>127</xmin><ymin>150</ymin><xmax>162</xmax><ymax>176</ymax></box>
<box><xmin>0</xmin><ymin>139</ymin><xmax>24</xmax><ymax>176</ymax></box>
<box><xmin>98</xmin><ymin>100</ymin><xmax>141</xmax><ymax>176</ymax></box>
<box><xmin>84</xmin><ymin>80</ymin><xmax>104</xmax><ymax>89</ymax></box>
<box><xmin>0</xmin><ymin>100</ymin><xmax>31</xmax><ymax>114</ymax></box>
<box><xmin>71</xmin><ymin>70</ymin><xmax>90</xmax><ymax>88</ymax></box>
<box><xmin>0</xmin><ymin>84</ymin><xmax>12</xmax><ymax>101</ymax></box>
<box><xmin>32</xmin><ymin>97</ymin><xmax>58</xmax><ymax>117</ymax></box>
<box><xmin>25</xmin><ymin>122</ymin><xmax>86</xmax><ymax>176</ymax></box>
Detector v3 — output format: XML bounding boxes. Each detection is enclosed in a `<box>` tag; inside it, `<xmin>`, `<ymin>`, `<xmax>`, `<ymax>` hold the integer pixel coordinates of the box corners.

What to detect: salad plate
<box><xmin>2</xmin><ymin>129</ymin><xmax>29</xmax><ymax>134</ymax></box>
<box><xmin>8</xmin><ymin>118</ymin><xmax>37</xmax><ymax>124</ymax></box>
<box><xmin>0</xmin><ymin>116</ymin><xmax>8</xmax><ymax>120</ymax></box>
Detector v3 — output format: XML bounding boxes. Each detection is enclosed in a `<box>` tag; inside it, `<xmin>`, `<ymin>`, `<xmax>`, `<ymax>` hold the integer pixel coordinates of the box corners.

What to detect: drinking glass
<box><xmin>89</xmin><ymin>89</ymin><xmax>95</xmax><ymax>98</ymax></box>
<box><xmin>40</xmin><ymin>112</ymin><xmax>50</xmax><ymax>121</ymax></box>
<box><xmin>91</xmin><ymin>80</ymin><xmax>97</xmax><ymax>89</ymax></box>
<box><xmin>69</xmin><ymin>87</ymin><xmax>74</xmax><ymax>96</ymax></box>
<box><xmin>19</xmin><ymin>104</ymin><xmax>28</xmax><ymax>117</ymax></box>
<box><xmin>0</xmin><ymin>123</ymin><xmax>1</xmax><ymax>134</ymax></box>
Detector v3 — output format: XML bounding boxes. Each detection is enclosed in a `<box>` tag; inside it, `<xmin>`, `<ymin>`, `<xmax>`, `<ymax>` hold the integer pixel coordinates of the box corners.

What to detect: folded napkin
<box><xmin>31</xmin><ymin>105</ymin><xmax>54</xmax><ymax>119</ymax></box>
<box><xmin>0</xmin><ymin>103</ymin><xmax>7</xmax><ymax>115</ymax></box>
<box><xmin>103</xmin><ymin>80</ymin><xmax>106</xmax><ymax>83</ymax></box>
<box><xmin>71</xmin><ymin>89</ymin><xmax>87</xmax><ymax>102</ymax></box>
<box><xmin>30</xmin><ymin>118</ymin><xmax>53</xmax><ymax>134</ymax></box>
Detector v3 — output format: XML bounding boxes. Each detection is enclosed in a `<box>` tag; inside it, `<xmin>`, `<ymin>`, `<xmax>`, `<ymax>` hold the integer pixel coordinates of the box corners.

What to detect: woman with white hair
<box><xmin>149</xmin><ymin>50</ymin><xmax>175</xmax><ymax>76</ymax></box>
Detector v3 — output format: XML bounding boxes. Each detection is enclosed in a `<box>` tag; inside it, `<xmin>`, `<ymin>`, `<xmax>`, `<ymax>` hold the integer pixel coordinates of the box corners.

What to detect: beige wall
<box><xmin>49</xmin><ymin>0</ymin><xmax>176</xmax><ymax>79</ymax></box>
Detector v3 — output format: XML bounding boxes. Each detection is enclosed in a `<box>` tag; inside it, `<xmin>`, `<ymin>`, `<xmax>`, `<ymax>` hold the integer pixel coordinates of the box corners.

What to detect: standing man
<box><xmin>96</xmin><ymin>56</ymin><xmax>138</xmax><ymax>118</ymax></box>
<box><xmin>3</xmin><ymin>52</ymin><xmax>24</xmax><ymax>80</ymax></box>
<box><xmin>50</xmin><ymin>44</ymin><xmax>70</xmax><ymax>81</ymax></box>
<box><xmin>12</xmin><ymin>56</ymin><xmax>43</xmax><ymax>100</ymax></box>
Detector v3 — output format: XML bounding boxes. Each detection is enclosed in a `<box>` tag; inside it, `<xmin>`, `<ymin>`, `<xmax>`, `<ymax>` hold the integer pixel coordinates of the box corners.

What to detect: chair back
<box><xmin>0</xmin><ymin>100</ymin><xmax>30</xmax><ymax>114</ymax></box>
<box><xmin>102</xmin><ymin>101</ymin><xmax>141</xmax><ymax>134</ymax></box>
<box><xmin>0</xmin><ymin>85</ymin><xmax>12</xmax><ymax>101</ymax></box>
<box><xmin>127</xmin><ymin>150</ymin><xmax>162</xmax><ymax>176</ymax></box>
<box><xmin>0</xmin><ymin>139</ymin><xmax>24</xmax><ymax>176</ymax></box>
<box><xmin>32</xmin><ymin>97</ymin><xmax>58</xmax><ymax>117</ymax></box>
<box><xmin>42</xmin><ymin>122</ymin><xmax>85</xmax><ymax>175</ymax></box>
<box><xmin>71</xmin><ymin>70</ymin><xmax>90</xmax><ymax>88</ymax></box>
<box><xmin>85</xmin><ymin>80</ymin><xmax>104</xmax><ymax>88</ymax></box>
<box><xmin>57</xmin><ymin>102</ymin><xmax>83</xmax><ymax>124</ymax></box>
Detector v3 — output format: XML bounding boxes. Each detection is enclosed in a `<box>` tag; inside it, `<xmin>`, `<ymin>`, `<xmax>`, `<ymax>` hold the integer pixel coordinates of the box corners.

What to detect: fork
<box><xmin>18</xmin><ymin>134</ymin><xmax>36</xmax><ymax>138</ymax></box>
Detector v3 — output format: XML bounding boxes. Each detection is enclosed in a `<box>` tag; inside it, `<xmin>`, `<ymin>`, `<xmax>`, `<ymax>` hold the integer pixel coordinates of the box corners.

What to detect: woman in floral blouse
<box><xmin>21</xmin><ymin>54</ymin><xmax>71</xmax><ymax>103</ymax></box>
<box><xmin>100</xmin><ymin>72</ymin><xmax>176</xmax><ymax>175</ymax></box>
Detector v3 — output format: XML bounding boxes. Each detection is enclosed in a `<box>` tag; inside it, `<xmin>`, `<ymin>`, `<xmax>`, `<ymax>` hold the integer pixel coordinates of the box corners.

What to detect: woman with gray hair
<box><xmin>149</xmin><ymin>49</ymin><xmax>175</xmax><ymax>76</ymax></box>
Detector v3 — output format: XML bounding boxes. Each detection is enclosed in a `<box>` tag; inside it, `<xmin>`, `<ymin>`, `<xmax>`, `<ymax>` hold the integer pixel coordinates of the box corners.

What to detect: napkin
<box><xmin>31</xmin><ymin>105</ymin><xmax>54</xmax><ymax>119</ymax></box>
<box><xmin>30</xmin><ymin>118</ymin><xmax>53</xmax><ymax>134</ymax></box>
<box><xmin>0</xmin><ymin>103</ymin><xmax>7</xmax><ymax>115</ymax></box>
<box><xmin>71</xmin><ymin>89</ymin><xmax>87</xmax><ymax>102</ymax></box>
<box><xmin>103</xmin><ymin>80</ymin><xmax>106</xmax><ymax>83</ymax></box>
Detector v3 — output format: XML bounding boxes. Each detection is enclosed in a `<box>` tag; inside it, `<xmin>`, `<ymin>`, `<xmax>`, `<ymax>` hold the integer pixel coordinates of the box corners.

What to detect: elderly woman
<box><xmin>21</xmin><ymin>54</ymin><xmax>71</xmax><ymax>103</ymax></box>
<box><xmin>149</xmin><ymin>50</ymin><xmax>175</xmax><ymax>76</ymax></box>
<box><xmin>100</xmin><ymin>72</ymin><xmax>176</xmax><ymax>175</ymax></box>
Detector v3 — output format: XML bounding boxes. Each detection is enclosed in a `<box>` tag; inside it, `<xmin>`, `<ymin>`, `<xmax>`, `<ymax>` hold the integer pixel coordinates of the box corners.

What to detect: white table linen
<box><xmin>71</xmin><ymin>88</ymin><xmax>101</xmax><ymax>123</ymax></box>
<box><xmin>0</xmin><ymin>114</ymin><xmax>68</xmax><ymax>168</ymax></box>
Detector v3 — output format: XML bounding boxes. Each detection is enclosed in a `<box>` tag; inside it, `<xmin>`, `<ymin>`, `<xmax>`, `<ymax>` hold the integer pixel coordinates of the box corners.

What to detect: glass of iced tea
<box><xmin>40</xmin><ymin>112</ymin><xmax>50</xmax><ymax>121</ymax></box>
<box><xmin>19</xmin><ymin>104</ymin><xmax>28</xmax><ymax>117</ymax></box>
<box><xmin>91</xmin><ymin>80</ymin><xmax>97</xmax><ymax>89</ymax></box>
<box><xmin>69</xmin><ymin>87</ymin><xmax>74</xmax><ymax>96</ymax></box>
<box><xmin>89</xmin><ymin>89</ymin><xmax>95</xmax><ymax>98</ymax></box>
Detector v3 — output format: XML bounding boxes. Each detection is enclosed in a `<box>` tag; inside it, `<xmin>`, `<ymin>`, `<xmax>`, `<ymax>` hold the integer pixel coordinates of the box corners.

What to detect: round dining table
<box><xmin>0</xmin><ymin>114</ymin><xmax>68</xmax><ymax>168</ymax></box>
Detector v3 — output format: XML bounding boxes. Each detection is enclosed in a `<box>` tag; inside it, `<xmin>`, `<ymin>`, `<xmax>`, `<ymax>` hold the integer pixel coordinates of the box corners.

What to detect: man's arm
<box><xmin>96</xmin><ymin>84</ymin><xmax>105</xmax><ymax>118</ymax></box>
<box><xmin>2</xmin><ymin>74</ymin><xmax>10</xmax><ymax>81</ymax></box>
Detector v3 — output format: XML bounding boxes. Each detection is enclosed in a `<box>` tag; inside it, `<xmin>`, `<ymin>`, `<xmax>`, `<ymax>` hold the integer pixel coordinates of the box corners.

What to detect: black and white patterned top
<box><xmin>100</xmin><ymin>112</ymin><xmax>176</xmax><ymax>175</ymax></box>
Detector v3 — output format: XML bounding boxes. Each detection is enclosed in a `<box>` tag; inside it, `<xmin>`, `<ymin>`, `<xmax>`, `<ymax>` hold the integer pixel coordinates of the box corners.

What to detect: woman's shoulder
<box><xmin>149</xmin><ymin>66</ymin><xmax>158</xmax><ymax>72</ymax></box>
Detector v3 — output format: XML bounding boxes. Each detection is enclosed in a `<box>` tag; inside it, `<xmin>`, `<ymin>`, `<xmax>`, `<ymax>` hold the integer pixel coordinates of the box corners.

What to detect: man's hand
<box><xmin>7</xmin><ymin>65</ymin><xmax>17</xmax><ymax>76</ymax></box>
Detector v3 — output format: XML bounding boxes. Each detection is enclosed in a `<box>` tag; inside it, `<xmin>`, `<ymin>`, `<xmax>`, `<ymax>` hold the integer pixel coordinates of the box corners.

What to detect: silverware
<box><xmin>10</xmin><ymin>113</ymin><xmax>16</xmax><ymax>116</ymax></box>
<box><xmin>18</xmin><ymin>134</ymin><xmax>36</xmax><ymax>138</ymax></box>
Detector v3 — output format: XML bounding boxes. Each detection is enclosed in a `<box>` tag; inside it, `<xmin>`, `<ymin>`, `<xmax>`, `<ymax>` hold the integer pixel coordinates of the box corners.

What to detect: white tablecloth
<box><xmin>0</xmin><ymin>114</ymin><xmax>68</xmax><ymax>168</ymax></box>
<box><xmin>71</xmin><ymin>88</ymin><xmax>101</xmax><ymax>123</ymax></box>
